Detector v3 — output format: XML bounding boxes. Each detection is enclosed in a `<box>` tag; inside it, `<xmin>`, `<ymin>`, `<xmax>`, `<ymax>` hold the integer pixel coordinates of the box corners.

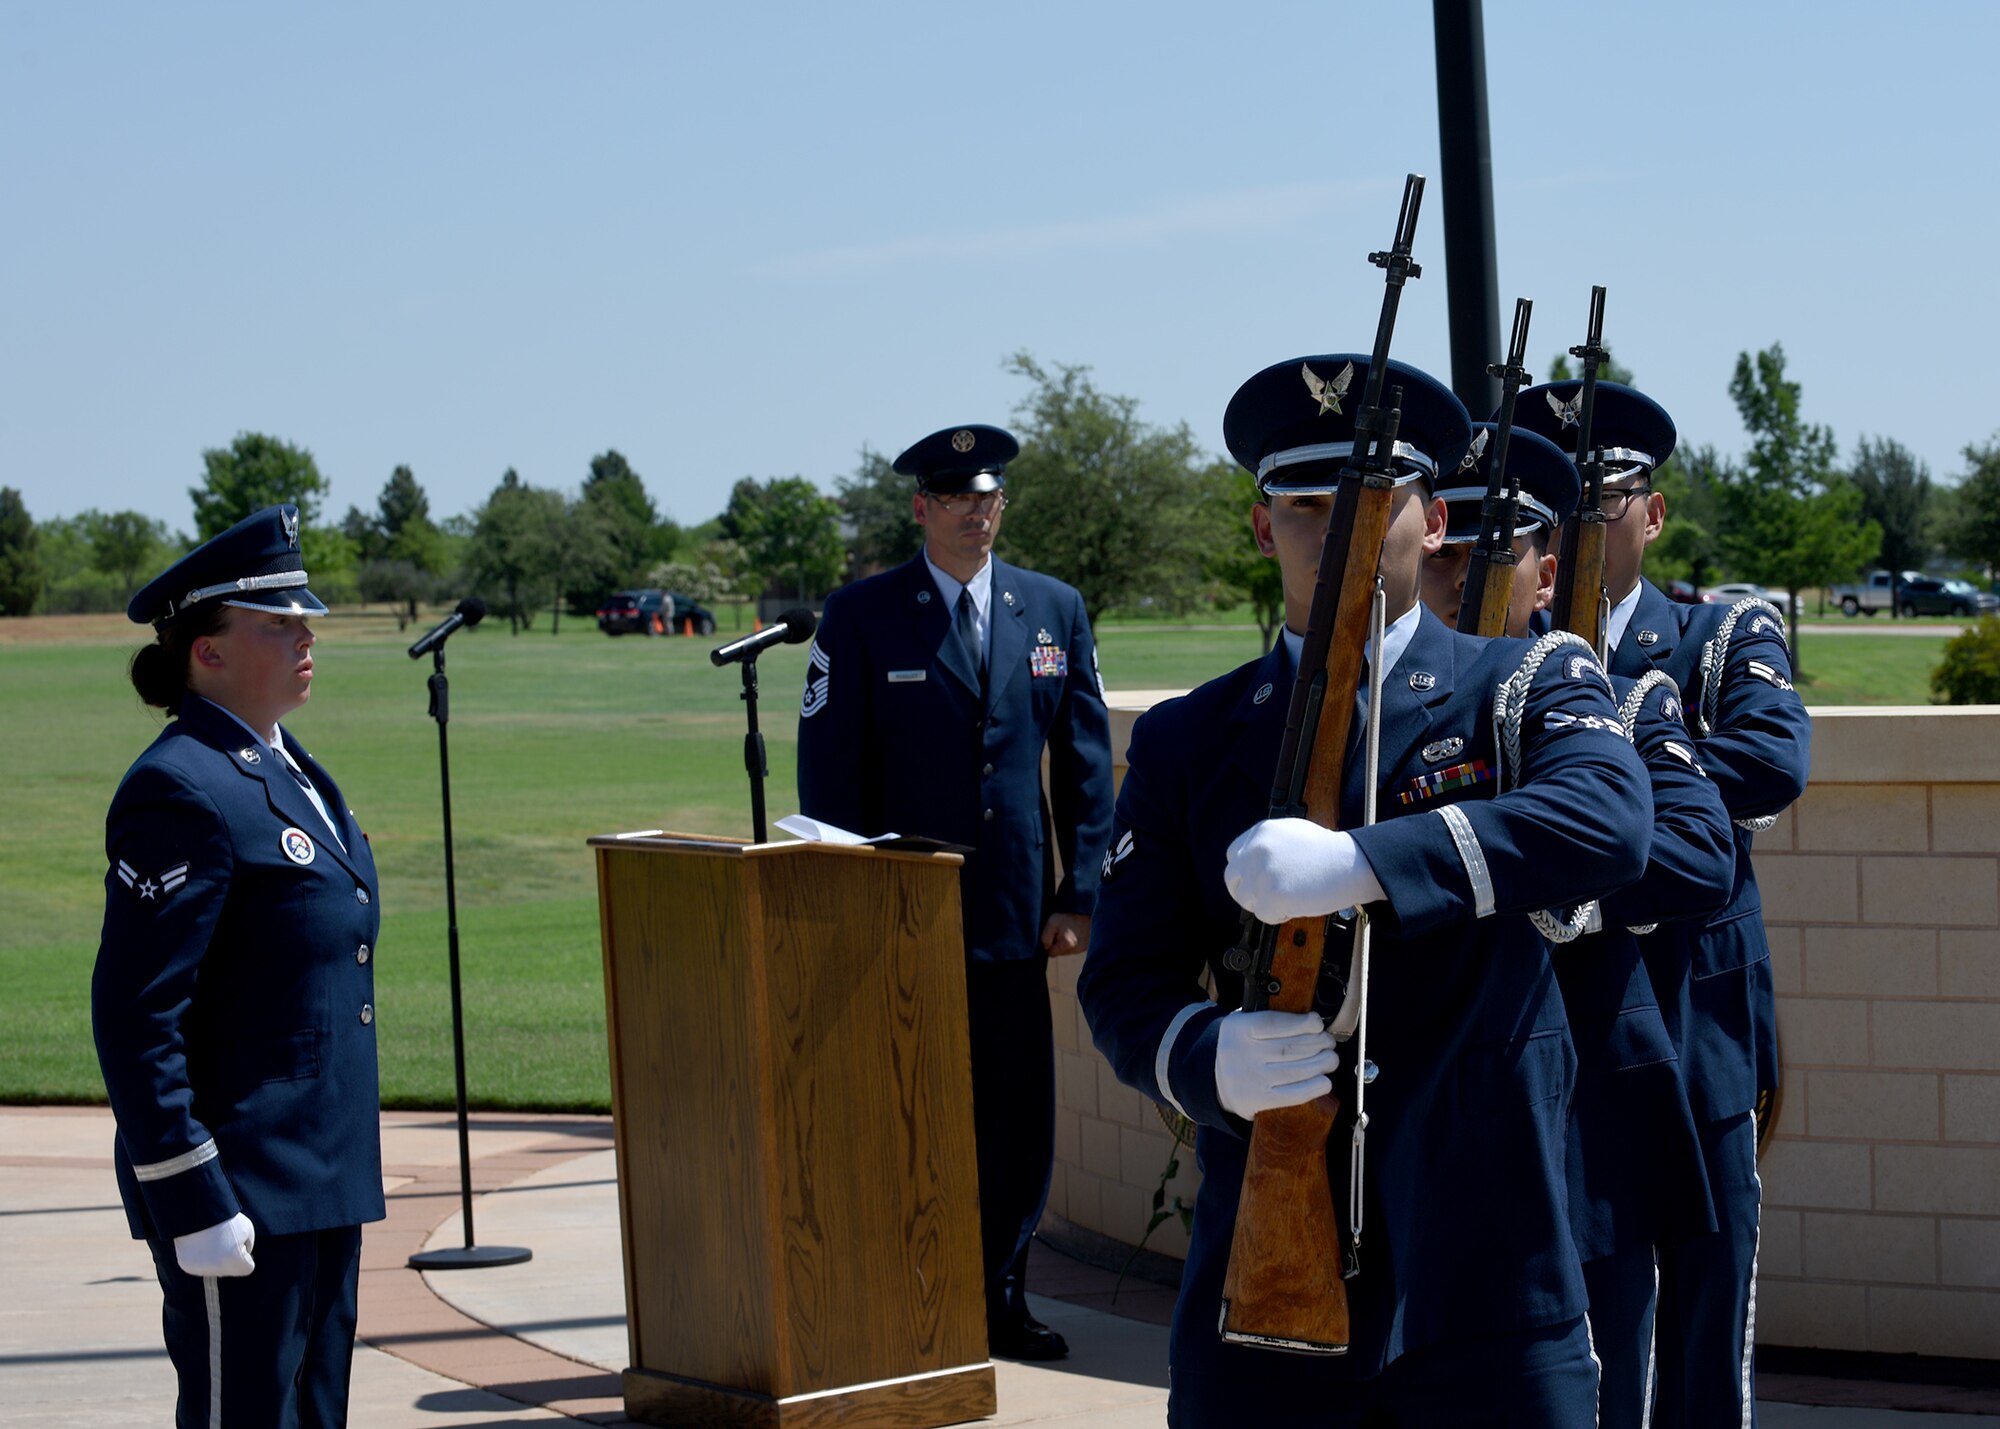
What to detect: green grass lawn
<box><xmin>0</xmin><ymin>613</ymin><xmax>1961</xmax><ymax>1108</ymax></box>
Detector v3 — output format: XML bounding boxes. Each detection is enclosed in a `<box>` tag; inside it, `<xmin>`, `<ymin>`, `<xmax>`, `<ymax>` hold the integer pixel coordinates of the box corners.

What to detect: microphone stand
<box><xmin>407</xmin><ymin>642</ymin><xmax>531</xmax><ymax>1271</ymax></box>
<box><xmin>740</xmin><ymin>654</ymin><xmax>768</xmax><ymax>843</ymax></box>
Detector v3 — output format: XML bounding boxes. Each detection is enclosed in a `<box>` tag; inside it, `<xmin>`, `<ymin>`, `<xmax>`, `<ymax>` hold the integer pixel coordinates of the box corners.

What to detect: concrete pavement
<box><xmin>4</xmin><ymin>1106</ymin><xmax>1995</xmax><ymax>1427</ymax></box>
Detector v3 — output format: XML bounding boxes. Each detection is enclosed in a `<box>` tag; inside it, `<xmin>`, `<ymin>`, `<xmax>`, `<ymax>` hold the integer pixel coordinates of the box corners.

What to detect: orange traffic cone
<box><xmin>683</xmin><ymin>617</ymin><xmax>693</xmax><ymax>636</ymax></box>
<box><xmin>753</xmin><ymin>615</ymin><xmax>763</xmax><ymax>631</ymax></box>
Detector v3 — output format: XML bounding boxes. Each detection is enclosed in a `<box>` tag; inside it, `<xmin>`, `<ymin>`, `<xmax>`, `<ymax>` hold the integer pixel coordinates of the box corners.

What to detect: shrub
<box><xmin>1930</xmin><ymin>617</ymin><xmax>2000</xmax><ymax>704</ymax></box>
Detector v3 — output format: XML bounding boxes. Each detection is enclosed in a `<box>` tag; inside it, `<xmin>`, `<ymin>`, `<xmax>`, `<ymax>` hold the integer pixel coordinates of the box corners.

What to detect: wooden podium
<box><xmin>591</xmin><ymin>832</ymin><xmax>996</xmax><ymax>1429</ymax></box>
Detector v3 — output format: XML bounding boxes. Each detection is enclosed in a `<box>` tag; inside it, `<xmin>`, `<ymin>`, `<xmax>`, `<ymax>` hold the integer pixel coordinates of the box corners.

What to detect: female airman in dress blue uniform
<box><xmin>93</xmin><ymin>505</ymin><xmax>384</xmax><ymax>1427</ymax></box>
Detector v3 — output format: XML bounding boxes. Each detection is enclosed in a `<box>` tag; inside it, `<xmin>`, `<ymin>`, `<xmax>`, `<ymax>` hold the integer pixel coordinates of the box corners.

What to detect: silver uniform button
<box><xmin>356</xmin><ymin>887</ymin><xmax>370</xmax><ymax>905</ymax></box>
<box><xmin>982</xmin><ymin>763</ymin><xmax>995</xmax><ymax>777</ymax></box>
<box><xmin>360</xmin><ymin>1004</ymin><xmax>374</xmax><ymax>1026</ymax></box>
<box><xmin>982</xmin><ymin>808</ymin><xmax>995</xmax><ymax>822</ymax></box>
<box><xmin>356</xmin><ymin>944</ymin><xmax>371</xmax><ymax>965</ymax></box>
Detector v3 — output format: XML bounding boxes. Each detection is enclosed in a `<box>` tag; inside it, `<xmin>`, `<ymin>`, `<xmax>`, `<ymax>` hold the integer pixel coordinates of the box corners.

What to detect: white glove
<box><xmin>174</xmin><ymin>1213</ymin><xmax>256</xmax><ymax>1278</ymax></box>
<box><xmin>1224</xmin><ymin>818</ymin><xmax>1386</xmax><ymax>924</ymax></box>
<box><xmin>1213</xmin><ymin>1009</ymin><xmax>1341</xmax><ymax>1119</ymax></box>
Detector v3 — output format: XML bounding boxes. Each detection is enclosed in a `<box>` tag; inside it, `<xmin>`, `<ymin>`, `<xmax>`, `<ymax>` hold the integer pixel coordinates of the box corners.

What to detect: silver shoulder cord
<box><xmin>1616</xmin><ymin>668</ymin><xmax>1682</xmax><ymax>937</ymax></box>
<box><xmin>1492</xmin><ymin>630</ymin><xmax>1599</xmax><ymax>943</ymax></box>
<box><xmin>1698</xmin><ymin>596</ymin><xmax>1788</xmax><ymax>832</ymax></box>
<box><xmin>1326</xmin><ymin>578</ymin><xmax>1386</xmax><ymax>1272</ymax></box>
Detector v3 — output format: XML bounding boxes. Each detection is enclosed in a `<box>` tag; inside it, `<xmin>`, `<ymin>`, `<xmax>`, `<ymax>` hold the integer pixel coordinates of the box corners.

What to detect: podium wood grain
<box><xmin>594</xmin><ymin>835</ymin><xmax>995</xmax><ymax>1428</ymax></box>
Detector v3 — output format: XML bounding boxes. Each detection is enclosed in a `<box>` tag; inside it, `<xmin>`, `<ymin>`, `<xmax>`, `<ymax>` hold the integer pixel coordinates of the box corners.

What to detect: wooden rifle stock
<box><xmin>1456</xmin><ymin>298</ymin><xmax>1535</xmax><ymax>638</ymax></box>
<box><xmin>1219</xmin><ymin>174</ymin><xmax>1426</xmax><ymax>1355</ymax></box>
<box><xmin>1549</xmin><ymin>286</ymin><xmax>1611</xmax><ymax>653</ymax></box>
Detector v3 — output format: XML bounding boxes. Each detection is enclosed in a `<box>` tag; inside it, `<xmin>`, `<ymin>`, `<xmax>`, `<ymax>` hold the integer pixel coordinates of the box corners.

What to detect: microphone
<box><xmin>408</xmin><ymin>597</ymin><xmax>488</xmax><ymax>658</ymax></box>
<box><xmin>710</xmin><ymin>607</ymin><xmax>817</xmax><ymax>666</ymax></box>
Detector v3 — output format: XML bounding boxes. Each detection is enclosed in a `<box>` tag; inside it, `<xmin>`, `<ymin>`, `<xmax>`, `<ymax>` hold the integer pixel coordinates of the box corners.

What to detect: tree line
<box><xmin>6</xmin><ymin>345</ymin><xmax>2000</xmax><ymax>655</ymax></box>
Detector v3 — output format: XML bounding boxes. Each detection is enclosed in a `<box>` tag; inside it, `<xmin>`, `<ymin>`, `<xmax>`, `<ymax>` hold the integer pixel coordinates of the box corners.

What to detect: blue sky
<box><xmin>4</xmin><ymin>2</ymin><xmax>1995</xmax><ymax>534</ymax></box>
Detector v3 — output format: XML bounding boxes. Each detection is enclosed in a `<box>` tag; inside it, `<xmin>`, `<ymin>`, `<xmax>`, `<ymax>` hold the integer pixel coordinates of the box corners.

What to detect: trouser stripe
<box><xmin>1642</xmin><ymin>1251</ymin><xmax>1658</xmax><ymax>1429</ymax></box>
<box><xmin>1739</xmin><ymin>1164</ymin><xmax>1762</xmax><ymax>1429</ymax></box>
<box><xmin>203</xmin><ymin>1275</ymin><xmax>222</xmax><ymax>1429</ymax></box>
<box><xmin>1581</xmin><ymin>1306</ymin><xmax>1602</xmax><ymax>1428</ymax></box>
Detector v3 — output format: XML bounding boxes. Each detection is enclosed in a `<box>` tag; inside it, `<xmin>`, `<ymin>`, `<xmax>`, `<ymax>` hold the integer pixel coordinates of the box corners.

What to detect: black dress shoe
<box><xmin>988</xmin><ymin>1308</ymin><xmax>1069</xmax><ymax>1361</ymax></box>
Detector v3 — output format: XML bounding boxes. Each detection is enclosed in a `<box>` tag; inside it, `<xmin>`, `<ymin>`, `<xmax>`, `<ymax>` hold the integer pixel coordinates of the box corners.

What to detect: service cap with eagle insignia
<box><xmin>127</xmin><ymin>504</ymin><xmax>329</xmax><ymax>627</ymax></box>
<box><xmin>893</xmin><ymin>423</ymin><xmax>1019</xmax><ymax>496</ymax></box>
<box><xmin>1437</xmin><ymin>422</ymin><xmax>1581</xmax><ymax>545</ymax></box>
<box><xmin>1224</xmin><ymin>353</ymin><xmax>1471</xmax><ymax>497</ymax></box>
<box><xmin>1513</xmin><ymin>380</ymin><xmax>1678</xmax><ymax>480</ymax></box>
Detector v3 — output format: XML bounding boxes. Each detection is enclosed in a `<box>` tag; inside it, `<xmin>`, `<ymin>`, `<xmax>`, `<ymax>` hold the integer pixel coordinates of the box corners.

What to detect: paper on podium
<box><xmin>775</xmin><ymin>814</ymin><xmax>970</xmax><ymax>856</ymax></box>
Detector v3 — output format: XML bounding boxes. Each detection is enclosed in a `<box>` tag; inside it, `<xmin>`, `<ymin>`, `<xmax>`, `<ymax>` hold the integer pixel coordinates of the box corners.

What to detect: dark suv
<box><xmin>596</xmin><ymin>589</ymin><xmax>718</xmax><ymax>636</ymax></box>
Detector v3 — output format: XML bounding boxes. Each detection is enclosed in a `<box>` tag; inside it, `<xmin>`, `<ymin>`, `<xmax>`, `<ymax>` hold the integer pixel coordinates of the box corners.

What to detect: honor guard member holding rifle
<box><xmin>795</xmin><ymin>424</ymin><xmax>1114</xmax><ymax>1360</ymax></box>
<box><xmin>1079</xmin><ymin>356</ymin><xmax>1655</xmax><ymax>1426</ymax></box>
<box><xmin>1423</xmin><ymin>424</ymin><xmax>1732</xmax><ymax>1429</ymax></box>
<box><xmin>1516</xmin><ymin>381</ymin><xmax>1811</xmax><ymax>1428</ymax></box>
<box><xmin>93</xmin><ymin>505</ymin><xmax>385</xmax><ymax>1427</ymax></box>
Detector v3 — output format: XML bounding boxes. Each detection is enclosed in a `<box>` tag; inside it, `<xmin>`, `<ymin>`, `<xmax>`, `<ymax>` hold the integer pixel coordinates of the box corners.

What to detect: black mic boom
<box><xmin>710</xmin><ymin>607</ymin><xmax>817</xmax><ymax>667</ymax></box>
<box><xmin>408</xmin><ymin>597</ymin><xmax>488</xmax><ymax>659</ymax></box>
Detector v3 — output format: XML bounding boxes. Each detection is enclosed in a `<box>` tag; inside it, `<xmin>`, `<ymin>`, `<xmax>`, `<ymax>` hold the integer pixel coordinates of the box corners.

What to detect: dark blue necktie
<box><xmin>956</xmin><ymin>588</ymin><xmax>985</xmax><ymax>690</ymax></box>
<box><xmin>280</xmin><ymin>748</ymin><xmax>315</xmax><ymax>797</ymax></box>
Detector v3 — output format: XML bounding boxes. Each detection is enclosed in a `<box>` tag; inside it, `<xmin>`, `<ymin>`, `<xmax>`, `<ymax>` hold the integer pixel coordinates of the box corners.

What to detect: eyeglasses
<box><xmin>927</xmin><ymin>490</ymin><xmax>1007</xmax><ymax>516</ymax></box>
<box><xmin>1599</xmin><ymin>485</ymin><xmax>1653</xmax><ymax>520</ymax></box>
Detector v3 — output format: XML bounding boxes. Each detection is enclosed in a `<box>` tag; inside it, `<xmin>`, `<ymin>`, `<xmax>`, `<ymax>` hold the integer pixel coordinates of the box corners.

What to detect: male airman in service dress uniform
<box><xmin>1424</xmin><ymin>423</ymin><xmax>1732</xmax><ymax>1428</ymax></box>
<box><xmin>795</xmin><ymin>425</ymin><xmax>1114</xmax><ymax>1360</ymax></box>
<box><xmin>94</xmin><ymin>505</ymin><xmax>384</xmax><ymax>1426</ymax></box>
<box><xmin>1079</xmin><ymin>357</ymin><xmax>1655</xmax><ymax>1426</ymax></box>
<box><xmin>1516</xmin><ymin>382</ymin><xmax>1813</xmax><ymax>1428</ymax></box>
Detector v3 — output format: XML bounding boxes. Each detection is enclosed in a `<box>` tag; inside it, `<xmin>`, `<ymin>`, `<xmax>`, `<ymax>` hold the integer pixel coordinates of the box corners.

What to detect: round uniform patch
<box><xmin>280</xmin><ymin>827</ymin><xmax>316</xmax><ymax>865</ymax></box>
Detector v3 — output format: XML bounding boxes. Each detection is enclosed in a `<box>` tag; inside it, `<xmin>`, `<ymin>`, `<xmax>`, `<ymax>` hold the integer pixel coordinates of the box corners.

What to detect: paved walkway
<box><xmin>4</xmin><ymin>1106</ymin><xmax>1996</xmax><ymax>1426</ymax></box>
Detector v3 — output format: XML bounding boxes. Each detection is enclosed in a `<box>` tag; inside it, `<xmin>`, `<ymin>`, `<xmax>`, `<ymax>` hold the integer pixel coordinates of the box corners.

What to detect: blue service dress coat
<box><xmin>1079</xmin><ymin>607</ymin><xmax>1654</xmax><ymax>1402</ymax></box>
<box><xmin>1608</xmin><ymin>579</ymin><xmax>1811</xmax><ymax>1125</ymax></box>
<box><xmin>92</xmin><ymin>695</ymin><xmax>386</xmax><ymax>1243</ymax></box>
<box><xmin>795</xmin><ymin>553</ymin><xmax>1115</xmax><ymax>959</ymax></box>
<box><xmin>1554</xmin><ymin>671</ymin><xmax>1732</xmax><ymax>1265</ymax></box>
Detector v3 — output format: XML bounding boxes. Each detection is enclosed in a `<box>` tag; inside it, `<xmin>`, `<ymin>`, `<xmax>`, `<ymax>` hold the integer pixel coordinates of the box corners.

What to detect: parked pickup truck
<box><xmin>1832</xmin><ymin>570</ymin><xmax>1988</xmax><ymax>618</ymax></box>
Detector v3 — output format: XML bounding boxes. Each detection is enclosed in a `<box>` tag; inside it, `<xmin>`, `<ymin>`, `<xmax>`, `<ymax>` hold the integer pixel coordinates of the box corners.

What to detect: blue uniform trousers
<box><xmin>147</xmin><ymin>1224</ymin><xmax>363</xmax><ymax>1428</ymax></box>
<box><xmin>965</xmin><ymin>955</ymin><xmax>1056</xmax><ymax>1305</ymax></box>
<box><xmin>1584</xmin><ymin>1247</ymin><xmax>1658</xmax><ymax>1429</ymax></box>
<box><xmin>1652</xmin><ymin>1111</ymin><xmax>1761</xmax><ymax>1429</ymax></box>
<box><xmin>1167</xmin><ymin>1315</ymin><xmax>1600</xmax><ymax>1428</ymax></box>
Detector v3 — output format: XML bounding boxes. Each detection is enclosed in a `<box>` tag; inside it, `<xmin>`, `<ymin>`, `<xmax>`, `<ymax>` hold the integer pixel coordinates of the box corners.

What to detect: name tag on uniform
<box><xmin>1030</xmin><ymin>645</ymin><xmax>1068</xmax><ymax>678</ymax></box>
<box><xmin>887</xmin><ymin>669</ymin><xmax>927</xmax><ymax>683</ymax></box>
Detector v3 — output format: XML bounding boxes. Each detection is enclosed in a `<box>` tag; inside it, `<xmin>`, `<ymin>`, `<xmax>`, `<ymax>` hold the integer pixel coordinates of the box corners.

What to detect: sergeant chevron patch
<box><xmin>800</xmin><ymin>640</ymin><xmax>832</xmax><ymax>717</ymax></box>
<box><xmin>1398</xmin><ymin>759</ymin><xmax>1491</xmax><ymax>805</ymax></box>
<box><xmin>1101</xmin><ymin>829</ymin><xmax>1135</xmax><ymax>880</ymax></box>
<box><xmin>115</xmin><ymin>858</ymin><xmax>188</xmax><ymax>902</ymax></box>
<box><xmin>1545</xmin><ymin>710</ymin><xmax>1626</xmax><ymax>736</ymax></box>
<box><xmin>1746</xmin><ymin>659</ymin><xmax>1794</xmax><ymax>690</ymax></box>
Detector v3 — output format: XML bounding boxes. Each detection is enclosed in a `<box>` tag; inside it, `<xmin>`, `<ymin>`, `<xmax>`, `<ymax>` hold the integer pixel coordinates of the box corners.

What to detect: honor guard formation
<box><xmin>90</xmin><ymin>179</ymin><xmax>1808</xmax><ymax>1427</ymax></box>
